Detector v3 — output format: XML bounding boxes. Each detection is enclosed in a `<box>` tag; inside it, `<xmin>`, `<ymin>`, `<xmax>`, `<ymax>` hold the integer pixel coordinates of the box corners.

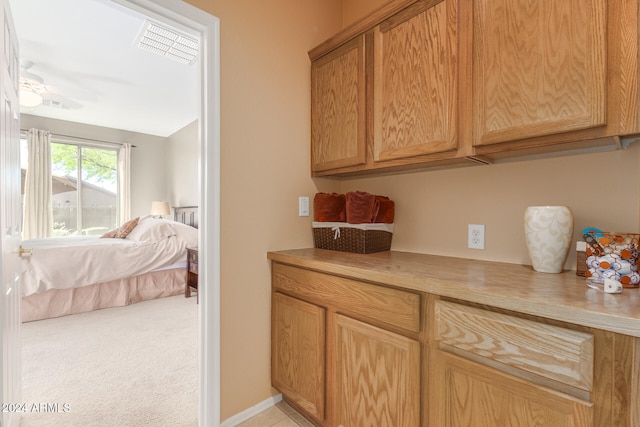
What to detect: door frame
<box><xmin>1</xmin><ymin>1</ymin><xmax>23</xmax><ymax>425</ymax></box>
<box><xmin>114</xmin><ymin>1</ymin><xmax>220</xmax><ymax>425</ymax></box>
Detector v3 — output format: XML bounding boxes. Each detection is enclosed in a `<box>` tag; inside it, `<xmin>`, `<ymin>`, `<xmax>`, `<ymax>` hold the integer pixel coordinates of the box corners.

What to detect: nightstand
<box><xmin>186</xmin><ymin>248</ymin><xmax>198</xmax><ymax>303</ymax></box>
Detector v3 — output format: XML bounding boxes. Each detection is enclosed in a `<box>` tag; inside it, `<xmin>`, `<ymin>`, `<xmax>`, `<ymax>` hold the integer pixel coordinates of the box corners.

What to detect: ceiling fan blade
<box><xmin>21</xmin><ymin>59</ymin><xmax>96</xmax><ymax>103</ymax></box>
<box><xmin>20</xmin><ymin>60</ymin><xmax>44</xmax><ymax>84</ymax></box>
<box><xmin>21</xmin><ymin>71</ymin><xmax>44</xmax><ymax>84</ymax></box>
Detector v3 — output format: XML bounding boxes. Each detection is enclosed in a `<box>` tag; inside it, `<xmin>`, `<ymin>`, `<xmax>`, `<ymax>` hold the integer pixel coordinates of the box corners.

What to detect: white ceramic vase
<box><xmin>524</xmin><ymin>206</ymin><xmax>574</xmax><ymax>273</ymax></box>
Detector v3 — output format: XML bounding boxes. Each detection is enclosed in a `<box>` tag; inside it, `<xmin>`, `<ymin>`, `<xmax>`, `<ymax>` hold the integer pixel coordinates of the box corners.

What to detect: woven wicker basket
<box><xmin>313</xmin><ymin>222</ymin><xmax>393</xmax><ymax>254</ymax></box>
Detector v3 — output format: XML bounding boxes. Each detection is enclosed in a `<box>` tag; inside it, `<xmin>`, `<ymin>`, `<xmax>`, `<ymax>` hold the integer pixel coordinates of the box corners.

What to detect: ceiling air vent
<box><xmin>42</xmin><ymin>98</ymin><xmax>63</xmax><ymax>109</ymax></box>
<box><xmin>135</xmin><ymin>20</ymin><xmax>199</xmax><ymax>65</ymax></box>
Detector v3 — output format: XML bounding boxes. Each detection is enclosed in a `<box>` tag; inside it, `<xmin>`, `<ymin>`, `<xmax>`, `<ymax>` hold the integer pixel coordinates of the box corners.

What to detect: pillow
<box><xmin>100</xmin><ymin>217</ymin><xmax>139</xmax><ymax>239</ymax></box>
<box><xmin>101</xmin><ymin>228</ymin><xmax>118</xmax><ymax>239</ymax></box>
<box><xmin>116</xmin><ymin>217</ymin><xmax>140</xmax><ymax>238</ymax></box>
<box><xmin>125</xmin><ymin>217</ymin><xmax>176</xmax><ymax>242</ymax></box>
<box><xmin>167</xmin><ymin>220</ymin><xmax>199</xmax><ymax>248</ymax></box>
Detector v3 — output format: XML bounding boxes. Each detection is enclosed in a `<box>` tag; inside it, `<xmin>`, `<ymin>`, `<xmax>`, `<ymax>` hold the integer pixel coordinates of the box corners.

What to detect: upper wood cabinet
<box><xmin>372</xmin><ymin>1</ymin><xmax>458</xmax><ymax>162</ymax></box>
<box><xmin>308</xmin><ymin>0</ymin><xmax>640</xmax><ymax>176</ymax></box>
<box><xmin>472</xmin><ymin>0</ymin><xmax>606</xmax><ymax>147</ymax></box>
<box><xmin>311</xmin><ymin>0</ymin><xmax>467</xmax><ymax>177</ymax></box>
<box><xmin>469</xmin><ymin>0</ymin><xmax>639</xmax><ymax>157</ymax></box>
<box><xmin>311</xmin><ymin>36</ymin><xmax>366</xmax><ymax>172</ymax></box>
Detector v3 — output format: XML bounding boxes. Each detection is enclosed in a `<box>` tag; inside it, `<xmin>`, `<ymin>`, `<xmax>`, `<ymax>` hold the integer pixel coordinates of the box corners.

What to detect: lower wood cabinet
<box><xmin>432</xmin><ymin>300</ymin><xmax>592</xmax><ymax>427</ymax></box>
<box><xmin>429</xmin><ymin>300</ymin><xmax>638</xmax><ymax>427</ymax></box>
<box><xmin>433</xmin><ymin>352</ymin><xmax>593</xmax><ymax>426</ymax></box>
<box><xmin>271</xmin><ymin>292</ymin><xmax>325</xmax><ymax>421</ymax></box>
<box><xmin>271</xmin><ymin>262</ymin><xmax>422</xmax><ymax>426</ymax></box>
<box><xmin>334</xmin><ymin>314</ymin><xmax>420</xmax><ymax>427</ymax></box>
<box><xmin>270</xmin><ymin>260</ymin><xmax>640</xmax><ymax>427</ymax></box>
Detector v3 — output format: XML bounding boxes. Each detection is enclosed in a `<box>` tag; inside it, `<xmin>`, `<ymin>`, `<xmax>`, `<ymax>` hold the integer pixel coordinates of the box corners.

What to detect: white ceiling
<box><xmin>8</xmin><ymin>0</ymin><xmax>199</xmax><ymax>137</ymax></box>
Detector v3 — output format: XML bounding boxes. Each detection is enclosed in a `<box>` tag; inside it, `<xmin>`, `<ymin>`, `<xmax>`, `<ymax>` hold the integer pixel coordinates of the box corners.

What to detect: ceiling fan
<box><xmin>19</xmin><ymin>61</ymin><xmax>83</xmax><ymax>110</ymax></box>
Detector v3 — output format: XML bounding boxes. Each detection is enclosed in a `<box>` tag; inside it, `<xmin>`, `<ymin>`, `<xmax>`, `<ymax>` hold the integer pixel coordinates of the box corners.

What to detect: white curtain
<box><xmin>118</xmin><ymin>143</ymin><xmax>131</xmax><ymax>225</ymax></box>
<box><xmin>23</xmin><ymin>128</ymin><xmax>53</xmax><ymax>239</ymax></box>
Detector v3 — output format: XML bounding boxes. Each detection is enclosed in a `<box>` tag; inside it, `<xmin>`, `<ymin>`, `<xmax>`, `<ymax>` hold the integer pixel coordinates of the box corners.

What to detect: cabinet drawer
<box><xmin>187</xmin><ymin>250</ymin><xmax>198</xmax><ymax>263</ymax></box>
<box><xmin>273</xmin><ymin>263</ymin><xmax>421</xmax><ymax>333</ymax></box>
<box><xmin>435</xmin><ymin>300</ymin><xmax>594</xmax><ymax>391</ymax></box>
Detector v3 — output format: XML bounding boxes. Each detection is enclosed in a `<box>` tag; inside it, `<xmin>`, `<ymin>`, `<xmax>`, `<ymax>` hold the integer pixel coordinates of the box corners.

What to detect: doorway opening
<box><xmin>106</xmin><ymin>1</ymin><xmax>221</xmax><ymax>425</ymax></box>
<box><xmin>13</xmin><ymin>0</ymin><xmax>221</xmax><ymax>425</ymax></box>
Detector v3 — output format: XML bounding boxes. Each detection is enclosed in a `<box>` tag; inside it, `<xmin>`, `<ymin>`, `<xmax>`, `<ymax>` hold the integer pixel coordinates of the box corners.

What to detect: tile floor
<box><xmin>237</xmin><ymin>400</ymin><xmax>316</xmax><ymax>427</ymax></box>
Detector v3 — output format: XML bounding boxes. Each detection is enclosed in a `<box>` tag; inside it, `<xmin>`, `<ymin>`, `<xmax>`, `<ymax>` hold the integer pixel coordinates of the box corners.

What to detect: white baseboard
<box><xmin>220</xmin><ymin>393</ymin><xmax>283</xmax><ymax>427</ymax></box>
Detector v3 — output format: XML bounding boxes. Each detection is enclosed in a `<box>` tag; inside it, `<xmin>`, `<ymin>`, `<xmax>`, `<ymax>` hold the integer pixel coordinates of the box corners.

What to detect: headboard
<box><xmin>173</xmin><ymin>206</ymin><xmax>198</xmax><ymax>229</ymax></box>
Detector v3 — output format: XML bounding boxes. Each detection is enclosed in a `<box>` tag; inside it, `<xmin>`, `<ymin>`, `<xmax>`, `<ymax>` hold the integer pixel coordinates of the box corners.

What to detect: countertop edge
<box><xmin>267</xmin><ymin>249</ymin><xmax>640</xmax><ymax>338</ymax></box>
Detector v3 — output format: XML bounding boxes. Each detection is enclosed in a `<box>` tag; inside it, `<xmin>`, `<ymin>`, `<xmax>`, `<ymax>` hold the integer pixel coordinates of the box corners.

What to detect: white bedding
<box><xmin>21</xmin><ymin>217</ymin><xmax>198</xmax><ymax>297</ymax></box>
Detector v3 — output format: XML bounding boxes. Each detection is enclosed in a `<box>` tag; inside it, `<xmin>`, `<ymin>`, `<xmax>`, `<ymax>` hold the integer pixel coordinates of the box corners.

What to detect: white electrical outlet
<box><xmin>468</xmin><ymin>224</ymin><xmax>485</xmax><ymax>250</ymax></box>
<box><xmin>298</xmin><ymin>197</ymin><xmax>309</xmax><ymax>217</ymax></box>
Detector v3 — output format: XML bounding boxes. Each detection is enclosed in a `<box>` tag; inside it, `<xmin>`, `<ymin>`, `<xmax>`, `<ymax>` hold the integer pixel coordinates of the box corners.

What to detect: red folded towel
<box><xmin>374</xmin><ymin>196</ymin><xmax>395</xmax><ymax>223</ymax></box>
<box><xmin>346</xmin><ymin>191</ymin><xmax>379</xmax><ymax>224</ymax></box>
<box><xmin>313</xmin><ymin>193</ymin><xmax>346</xmax><ymax>222</ymax></box>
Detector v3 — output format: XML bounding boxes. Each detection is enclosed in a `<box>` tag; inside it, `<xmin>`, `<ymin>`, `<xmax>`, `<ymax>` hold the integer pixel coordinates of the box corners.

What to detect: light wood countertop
<box><xmin>267</xmin><ymin>249</ymin><xmax>640</xmax><ymax>338</ymax></box>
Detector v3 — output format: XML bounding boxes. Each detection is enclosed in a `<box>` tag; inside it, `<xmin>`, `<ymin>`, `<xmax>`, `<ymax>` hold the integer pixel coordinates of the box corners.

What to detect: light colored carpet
<box><xmin>20</xmin><ymin>295</ymin><xmax>198</xmax><ymax>427</ymax></box>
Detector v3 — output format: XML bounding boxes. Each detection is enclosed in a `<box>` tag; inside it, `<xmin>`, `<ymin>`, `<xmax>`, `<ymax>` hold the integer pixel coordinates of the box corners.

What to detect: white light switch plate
<box><xmin>298</xmin><ymin>197</ymin><xmax>309</xmax><ymax>217</ymax></box>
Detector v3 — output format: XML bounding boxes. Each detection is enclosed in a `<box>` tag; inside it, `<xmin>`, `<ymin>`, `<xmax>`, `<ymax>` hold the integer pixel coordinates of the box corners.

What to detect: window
<box><xmin>21</xmin><ymin>138</ymin><xmax>120</xmax><ymax>236</ymax></box>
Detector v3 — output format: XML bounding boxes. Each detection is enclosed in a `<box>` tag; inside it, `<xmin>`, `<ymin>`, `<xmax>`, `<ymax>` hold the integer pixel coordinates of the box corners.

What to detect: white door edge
<box><xmin>0</xmin><ymin>0</ymin><xmax>22</xmax><ymax>425</ymax></box>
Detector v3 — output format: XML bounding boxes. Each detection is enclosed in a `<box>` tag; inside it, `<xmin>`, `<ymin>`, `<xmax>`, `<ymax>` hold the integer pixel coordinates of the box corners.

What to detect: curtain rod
<box><xmin>20</xmin><ymin>129</ymin><xmax>137</xmax><ymax>148</ymax></box>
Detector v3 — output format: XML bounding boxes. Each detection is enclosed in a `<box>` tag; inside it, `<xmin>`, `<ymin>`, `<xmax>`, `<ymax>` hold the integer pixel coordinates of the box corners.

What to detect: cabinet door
<box><xmin>373</xmin><ymin>0</ymin><xmax>458</xmax><ymax>161</ymax></box>
<box><xmin>434</xmin><ymin>352</ymin><xmax>593</xmax><ymax>427</ymax></box>
<box><xmin>271</xmin><ymin>292</ymin><xmax>325</xmax><ymax>421</ymax></box>
<box><xmin>334</xmin><ymin>314</ymin><xmax>420</xmax><ymax>427</ymax></box>
<box><xmin>311</xmin><ymin>36</ymin><xmax>366</xmax><ymax>173</ymax></box>
<box><xmin>472</xmin><ymin>0</ymin><xmax>606</xmax><ymax>146</ymax></box>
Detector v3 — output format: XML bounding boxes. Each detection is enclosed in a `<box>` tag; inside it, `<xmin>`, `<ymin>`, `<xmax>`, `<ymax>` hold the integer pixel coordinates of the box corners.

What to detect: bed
<box><xmin>21</xmin><ymin>206</ymin><xmax>199</xmax><ymax>322</ymax></box>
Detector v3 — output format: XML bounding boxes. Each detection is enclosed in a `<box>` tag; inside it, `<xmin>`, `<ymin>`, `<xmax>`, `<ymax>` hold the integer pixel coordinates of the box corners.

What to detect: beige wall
<box><xmin>187</xmin><ymin>0</ymin><xmax>640</xmax><ymax>422</ymax></box>
<box><xmin>184</xmin><ymin>0</ymin><xmax>342</xmax><ymax>420</ymax></box>
<box><xmin>339</xmin><ymin>143</ymin><xmax>640</xmax><ymax>270</ymax></box>
<box><xmin>166</xmin><ymin>120</ymin><xmax>198</xmax><ymax>208</ymax></box>
<box><xmin>342</xmin><ymin>0</ymin><xmax>387</xmax><ymax>26</ymax></box>
<box><xmin>20</xmin><ymin>114</ymin><xmax>168</xmax><ymax>219</ymax></box>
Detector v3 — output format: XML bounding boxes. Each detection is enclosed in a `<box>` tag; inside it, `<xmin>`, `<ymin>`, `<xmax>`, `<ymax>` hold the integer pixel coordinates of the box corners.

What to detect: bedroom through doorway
<box><xmin>10</xmin><ymin>0</ymin><xmax>220</xmax><ymax>425</ymax></box>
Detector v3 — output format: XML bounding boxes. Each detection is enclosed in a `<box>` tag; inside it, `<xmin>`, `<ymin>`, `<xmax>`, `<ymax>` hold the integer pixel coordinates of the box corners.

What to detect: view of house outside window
<box><xmin>21</xmin><ymin>139</ymin><xmax>119</xmax><ymax>236</ymax></box>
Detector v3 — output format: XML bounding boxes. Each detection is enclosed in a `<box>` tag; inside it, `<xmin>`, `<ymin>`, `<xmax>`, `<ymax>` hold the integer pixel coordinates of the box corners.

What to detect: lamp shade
<box><xmin>150</xmin><ymin>201</ymin><xmax>170</xmax><ymax>216</ymax></box>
